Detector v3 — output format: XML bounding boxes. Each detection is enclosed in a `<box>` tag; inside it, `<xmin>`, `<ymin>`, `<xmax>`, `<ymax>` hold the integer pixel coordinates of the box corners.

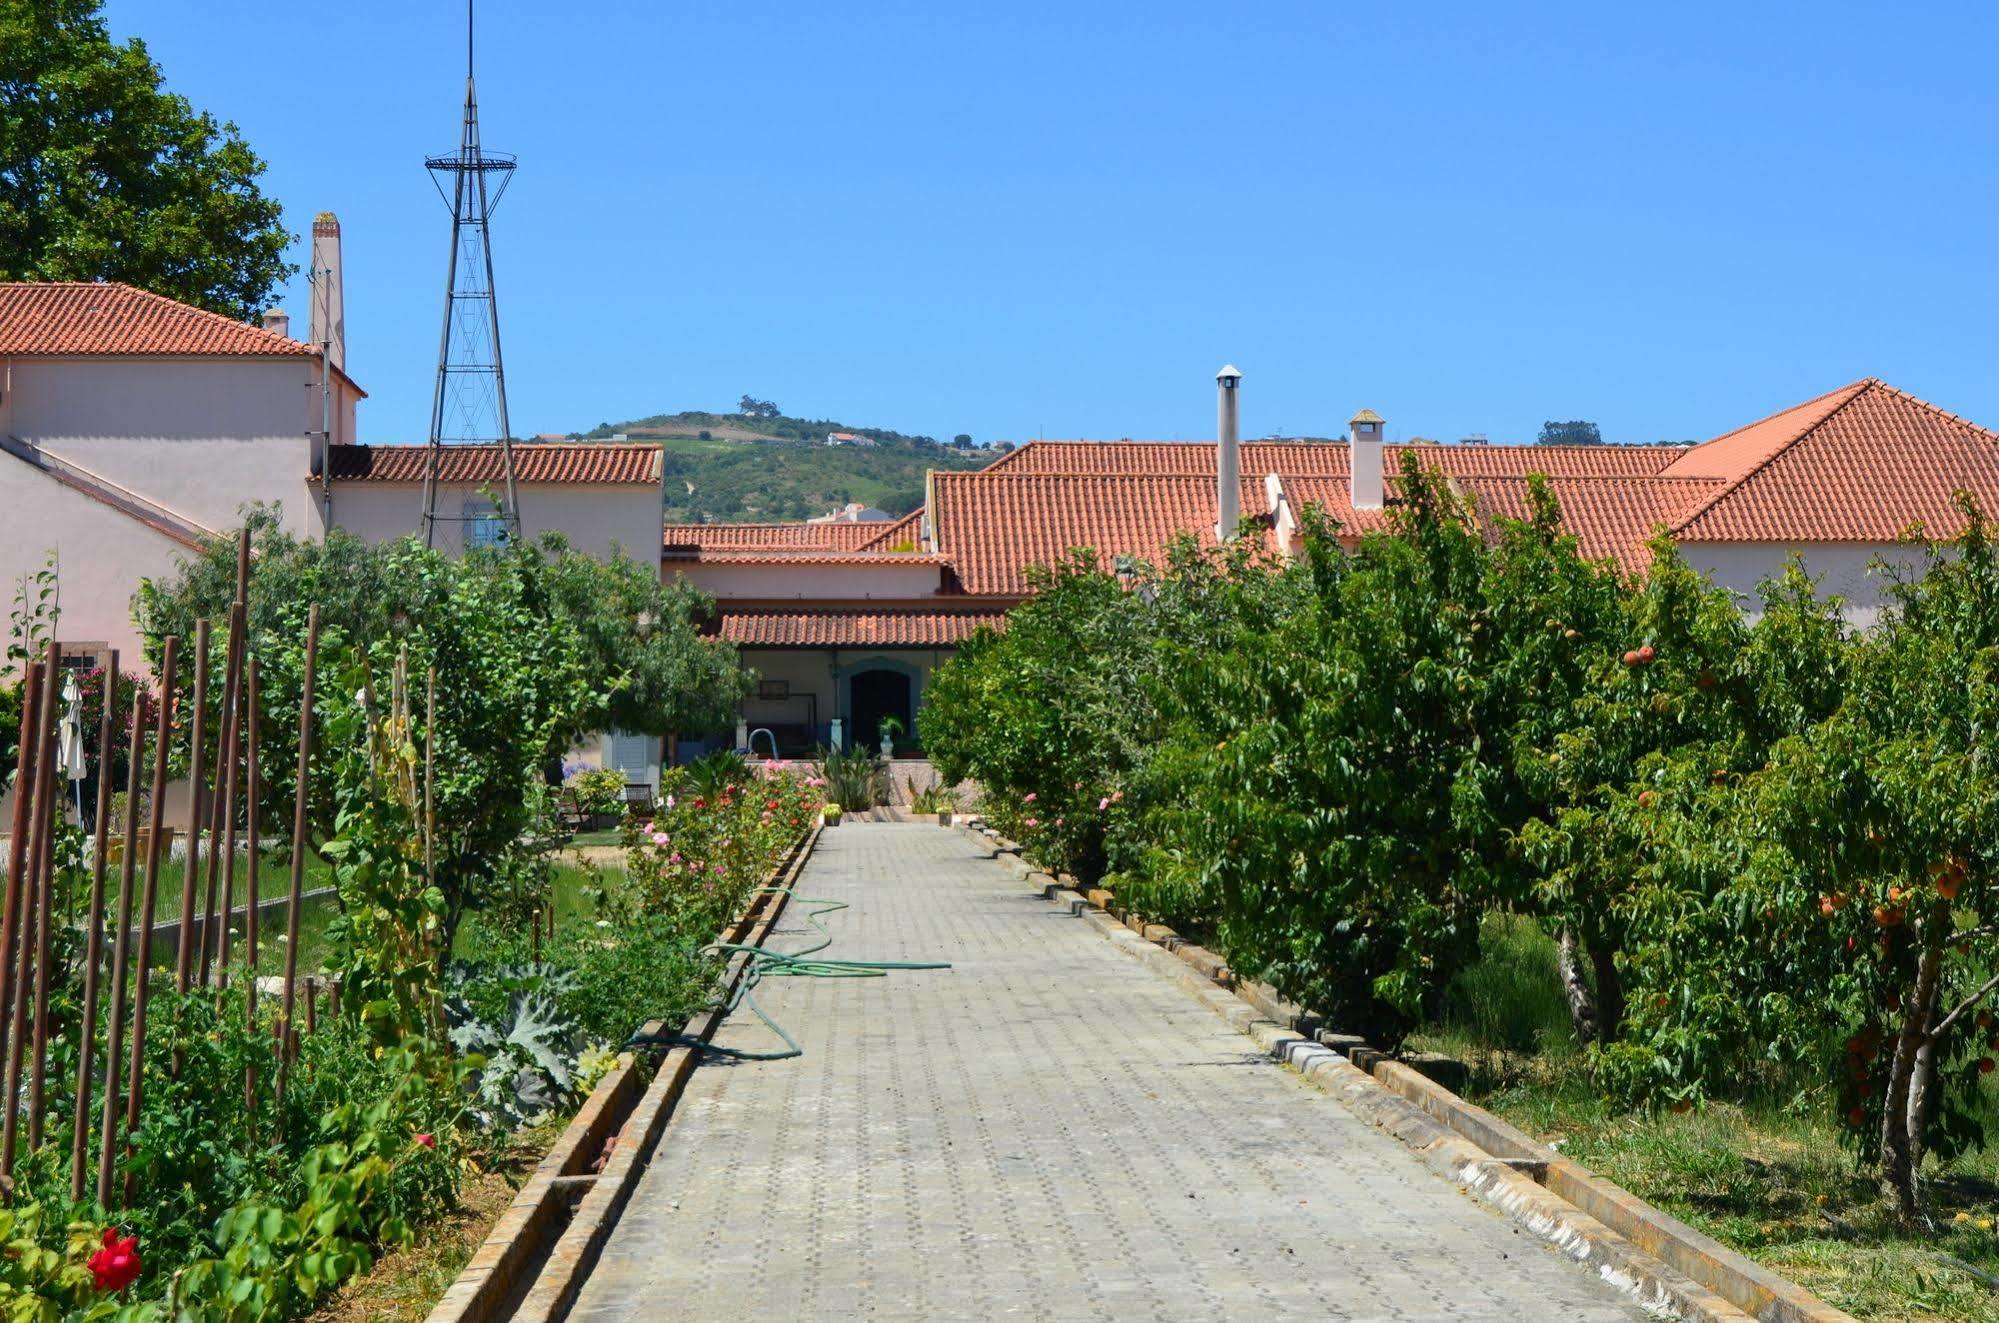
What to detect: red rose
<box><xmin>89</xmin><ymin>1228</ymin><xmax>142</xmax><ymax>1292</ymax></box>
<box><xmin>415</xmin><ymin>1132</ymin><xmax>436</xmax><ymax>1149</ymax></box>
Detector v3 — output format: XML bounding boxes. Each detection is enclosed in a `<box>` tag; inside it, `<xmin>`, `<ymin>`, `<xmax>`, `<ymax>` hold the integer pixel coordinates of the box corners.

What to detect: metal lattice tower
<box><xmin>420</xmin><ymin>0</ymin><xmax>521</xmax><ymax>547</ymax></box>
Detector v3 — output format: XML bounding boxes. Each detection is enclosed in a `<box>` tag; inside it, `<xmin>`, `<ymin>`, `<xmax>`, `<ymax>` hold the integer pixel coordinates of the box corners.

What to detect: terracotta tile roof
<box><xmin>934</xmin><ymin>442</ymin><xmax>1691</xmax><ymax>596</ymax></box>
<box><xmin>1659</xmin><ymin>381</ymin><xmax>1869</xmax><ymax>482</ymax></box>
<box><xmin>1669</xmin><ymin>380</ymin><xmax>1999</xmax><ymax>542</ymax></box>
<box><xmin>1452</xmin><ymin>475</ymin><xmax>1724</xmax><ymax>571</ymax></box>
<box><xmin>718</xmin><ymin>607</ymin><xmax>1004</xmax><ymax>648</ymax></box>
<box><xmin>666</xmin><ymin>548</ymin><xmax>945</xmax><ymax>567</ymax></box>
<box><xmin>0</xmin><ymin>282</ymin><xmax>315</xmax><ymax>358</ymax></box>
<box><xmin>856</xmin><ymin>509</ymin><xmax>924</xmax><ymax>550</ymax></box>
<box><xmin>328</xmin><ymin>443</ymin><xmax>662</xmax><ymax>485</ymax></box>
<box><xmin>1274</xmin><ymin>475</ymin><xmax>1402</xmax><ymax>537</ymax></box>
<box><xmin>985</xmin><ymin>439</ymin><xmax>1682</xmax><ymax>478</ymax></box>
<box><xmin>930</xmin><ymin>471</ymin><xmax>1263</xmax><ymax>596</ymax></box>
<box><xmin>663</xmin><ymin>521</ymin><xmax>886</xmax><ymax>551</ymax></box>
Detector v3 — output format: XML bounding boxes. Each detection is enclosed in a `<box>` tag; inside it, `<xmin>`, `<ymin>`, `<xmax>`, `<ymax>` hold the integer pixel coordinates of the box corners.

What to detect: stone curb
<box><xmin>424</xmin><ymin>825</ymin><xmax>820</xmax><ymax>1323</ymax></box>
<box><xmin>962</xmin><ymin>825</ymin><xmax>1858</xmax><ymax>1323</ymax></box>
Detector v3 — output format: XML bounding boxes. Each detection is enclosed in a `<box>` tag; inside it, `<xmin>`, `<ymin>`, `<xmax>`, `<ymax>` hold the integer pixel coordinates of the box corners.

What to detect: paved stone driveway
<box><xmin>568</xmin><ymin>823</ymin><xmax>1655</xmax><ymax>1322</ymax></box>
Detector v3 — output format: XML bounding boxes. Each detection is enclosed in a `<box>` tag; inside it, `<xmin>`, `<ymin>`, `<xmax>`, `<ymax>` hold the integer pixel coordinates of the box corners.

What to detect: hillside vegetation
<box><xmin>579</xmin><ymin>409</ymin><xmax>990</xmax><ymax>522</ymax></box>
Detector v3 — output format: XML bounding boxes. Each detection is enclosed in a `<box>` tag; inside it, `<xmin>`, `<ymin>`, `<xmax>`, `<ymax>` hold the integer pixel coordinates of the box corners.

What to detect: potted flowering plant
<box><xmin>822</xmin><ymin>802</ymin><xmax>843</xmax><ymax>827</ymax></box>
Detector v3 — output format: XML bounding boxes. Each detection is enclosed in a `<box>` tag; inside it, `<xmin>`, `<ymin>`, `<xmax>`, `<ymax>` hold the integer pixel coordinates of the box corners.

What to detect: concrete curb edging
<box><xmin>960</xmin><ymin>822</ymin><xmax>1857</xmax><ymax>1323</ymax></box>
<box><xmin>424</xmin><ymin>825</ymin><xmax>820</xmax><ymax>1323</ymax></box>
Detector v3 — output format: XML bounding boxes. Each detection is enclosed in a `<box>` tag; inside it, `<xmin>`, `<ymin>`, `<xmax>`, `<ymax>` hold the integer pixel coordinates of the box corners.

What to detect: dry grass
<box><xmin>304</xmin><ymin>1122</ymin><xmax>563</xmax><ymax>1323</ymax></box>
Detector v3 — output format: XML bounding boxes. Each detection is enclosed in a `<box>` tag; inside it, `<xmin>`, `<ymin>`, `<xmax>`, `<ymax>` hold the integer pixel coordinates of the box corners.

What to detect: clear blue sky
<box><xmin>106</xmin><ymin>1</ymin><xmax>1999</xmax><ymax>447</ymax></box>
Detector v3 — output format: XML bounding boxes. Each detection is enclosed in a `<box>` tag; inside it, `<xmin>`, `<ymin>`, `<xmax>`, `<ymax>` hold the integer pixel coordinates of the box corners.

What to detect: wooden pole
<box><xmin>7</xmin><ymin>645</ymin><xmax>59</xmax><ymax>1170</ymax></box>
<box><xmin>204</xmin><ymin>533</ymin><xmax>250</xmax><ymax>988</ymax></box>
<box><xmin>206</xmin><ymin>601</ymin><xmax>245</xmax><ymax>988</ymax></box>
<box><xmin>96</xmin><ymin>689</ymin><xmax>145</xmax><ymax>1209</ymax></box>
<box><xmin>274</xmin><ymin>606</ymin><xmax>318</xmax><ymax>1120</ymax></box>
<box><xmin>174</xmin><ymin>620</ymin><xmax>210</xmax><ymax>997</ymax></box>
<box><xmin>70</xmin><ymin>648</ymin><xmax>119</xmax><ymax>1202</ymax></box>
<box><xmin>26</xmin><ymin>665</ymin><xmax>59</xmax><ymax>1153</ymax></box>
<box><xmin>244</xmin><ymin>663</ymin><xmax>261</xmax><ymax>997</ymax></box>
<box><xmin>0</xmin><ymin>664</ymin><xmax>43</xmax><ymax>1116</ymax></box>
<box><xmin>123</xmin><ymin>635</ymin><xmax>178</xmax><ymax>1207</ymax></box>
<box><xmin>243</xmin><ymin>660</ymin><xmax>261</xmax><ymax>1115</ymax></box>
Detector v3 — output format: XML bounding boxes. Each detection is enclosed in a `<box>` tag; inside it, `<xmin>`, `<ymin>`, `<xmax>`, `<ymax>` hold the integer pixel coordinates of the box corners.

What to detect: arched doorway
<box><xmin>847</xmin><ymin>668</ymin><xmax>913</xmax><ymax>754</ymax></box>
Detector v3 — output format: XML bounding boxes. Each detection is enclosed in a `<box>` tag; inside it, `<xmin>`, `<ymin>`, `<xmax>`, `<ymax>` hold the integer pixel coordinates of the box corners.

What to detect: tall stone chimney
<box><xmin>1216</xmin><ymin>364</ymin><xmax>1242</xmax><ymax>539</ymax></box>
<box><xmin>309</xmin><ymin>212</ymin><xmax>346</xmax><ymax>373</ymax></box>
<box><xmin>1350</xmin><ymin>408</ymin><xmax>1385</xmax><ymax>510</ymax></box>
<box><xmin>261</xmin><ymin>308</ymin><xmax>290</xmax><ymax>339</ymax></box>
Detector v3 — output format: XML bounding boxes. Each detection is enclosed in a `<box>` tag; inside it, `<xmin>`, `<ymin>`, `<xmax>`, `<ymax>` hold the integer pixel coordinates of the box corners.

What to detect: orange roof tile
<box><xmin>0</xmin><ymin>282</ymin><xmax>315</xmax><ymax>358</ymax></box>
<box><xmin>986</xmin><ymin>438</ymin><xmax>1682</xmax><ymax>478</ymax></box>
<box><xmin>856</xmin><ymin>509</ymin><xmax>924</xmax><ymax>550</ymax></box>
<box><xmin>328</xmin><ymin>443</ymin><xmax>661</xmax><ymax>485</ymax></box>
<box><xmin>663</xmin><ymin>521</ymin><xmax>885</xmax><ymax>551</ymax></box>
<box><xmin>1659</xmin><ymin>381</ymin><xmax>1870</xmax><ymax>482</ymax></box>
<box><xmin>930</xmin><ymin>471</ymin><xmax>1265</xmax><ymax>596</ymax></box>
<box><xmin>719</xmin><ymin>607</ymin><xmax>1004</xmax><ymax>648</ymax></box>
<box><xmin>666</xmin><ymin>548</ymin><xmax>944</xmax><ymax>567</ymax></box>
<box><xmin>1670</xmin><ymin>380</ymin><xmax>1999</xmax><ymax>542</ymax></box>
<box><xmin>1453</xmin><ymin>475</ymin><xmax>1723</xmax><ymax>571</ymax></box>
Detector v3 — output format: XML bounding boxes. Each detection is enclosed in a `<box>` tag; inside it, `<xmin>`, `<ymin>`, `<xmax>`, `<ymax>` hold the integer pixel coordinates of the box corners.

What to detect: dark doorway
<box><xmin>848</xmin><ymin>669</ymin><xmax>913</xmax><ymax>753</ymax></box>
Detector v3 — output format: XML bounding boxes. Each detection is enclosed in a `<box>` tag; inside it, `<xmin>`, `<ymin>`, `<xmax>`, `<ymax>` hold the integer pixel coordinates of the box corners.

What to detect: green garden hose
<box><xmin>624</xmin><ymin>887</ymin><xmax>950</xmax><ymax>1061</ymax></box>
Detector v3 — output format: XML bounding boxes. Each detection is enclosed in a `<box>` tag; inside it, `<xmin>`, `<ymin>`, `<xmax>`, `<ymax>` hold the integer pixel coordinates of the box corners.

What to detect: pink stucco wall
<box><xmin>329</xmin><ymin>481</ymin><xmax>664</xmax><ymax>562</ymax></box>
<box><xmin>0</xmin><ymin>354</ymin><xmax>354</xmax><ymax>662</ymax></box>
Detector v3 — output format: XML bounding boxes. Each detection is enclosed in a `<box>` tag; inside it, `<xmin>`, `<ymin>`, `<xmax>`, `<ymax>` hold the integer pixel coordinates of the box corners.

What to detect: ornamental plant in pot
<box><xmin>822</xmin><ymin>803</ymin><xmax>843</xmax><ymax>827</ymax></box>
<box><xmin>910</xmin><ymin>778</ymin><xmax>956</xmax><ymax>826</ymax></box>
<box><xmin>878</xmin><ymin>714</ymin><xmax>905</xmax><ymax>759</ymax></box>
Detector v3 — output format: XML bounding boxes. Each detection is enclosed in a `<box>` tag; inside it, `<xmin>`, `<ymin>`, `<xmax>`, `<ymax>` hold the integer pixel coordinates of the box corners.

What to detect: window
<box><xmin>462</xmin><ymin>500</ymin><xmax>509</xmax><ymax>550</ymax></box>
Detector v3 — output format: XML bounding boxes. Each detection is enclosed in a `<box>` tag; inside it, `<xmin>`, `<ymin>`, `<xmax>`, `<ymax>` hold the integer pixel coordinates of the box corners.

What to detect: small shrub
<box><xmin>567</xmin><ymin>767</ymin><xmax>626</xmax><ymax>818</ymax></box>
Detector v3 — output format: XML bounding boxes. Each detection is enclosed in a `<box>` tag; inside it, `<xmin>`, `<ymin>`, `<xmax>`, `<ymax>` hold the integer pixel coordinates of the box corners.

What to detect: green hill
<box><xmin>576</xmin><ymin>409</ymin><xmax>991</xmax><ymax>523</ymax></box>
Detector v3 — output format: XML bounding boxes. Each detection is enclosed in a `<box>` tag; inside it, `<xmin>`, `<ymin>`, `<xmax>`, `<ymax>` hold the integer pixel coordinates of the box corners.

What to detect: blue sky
<box><xmin>106</xmin><ymin>2</ymin><xmax>1999</xmax><ymax>447</ymax></box>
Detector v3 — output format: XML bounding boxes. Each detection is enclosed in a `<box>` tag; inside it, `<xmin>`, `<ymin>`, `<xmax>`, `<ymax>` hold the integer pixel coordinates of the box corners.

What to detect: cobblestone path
<box><xmin>567</xmin><ymin>822</ymin><xmax>1654</xmax><ymax>1321</ymax></box>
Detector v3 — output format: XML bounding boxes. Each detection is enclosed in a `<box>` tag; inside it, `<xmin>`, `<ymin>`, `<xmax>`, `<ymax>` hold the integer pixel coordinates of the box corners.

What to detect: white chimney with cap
<box><xmin>1215</xmin><ymin>364</ymin><xmax>1242</xmax><ymax>538</ymax></box>
<box><xmin>309</xmin><ymin>212</ymin><xmax>345</xmax><ymax>372</ymax></box>
<box><xmin>1349</xmin><ymin>408</ymin><xmax>1385</xmax><ymax>510</ymax></box>
<box><xmin>261</xmin><ymin>308</ymin><xmax>290</xmax><ymax>339</ymax></box>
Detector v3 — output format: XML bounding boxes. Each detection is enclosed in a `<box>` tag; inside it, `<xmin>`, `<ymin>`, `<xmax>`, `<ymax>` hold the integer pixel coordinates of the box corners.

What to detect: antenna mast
<box><xmin>420</xmin><ymin>0</ymin><xmax>521</xmax><ymax>547</ymax></box>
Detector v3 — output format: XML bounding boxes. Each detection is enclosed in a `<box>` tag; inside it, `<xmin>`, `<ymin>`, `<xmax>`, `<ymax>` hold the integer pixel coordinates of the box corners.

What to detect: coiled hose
<box><xmin>625</xmin><ymin>887</ymin><xmax>951</xmax><ymax>1061</ymax></box>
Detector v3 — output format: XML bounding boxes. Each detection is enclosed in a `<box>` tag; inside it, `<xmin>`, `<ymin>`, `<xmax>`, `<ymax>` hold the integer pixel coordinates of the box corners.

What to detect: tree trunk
<box><xmin>1881</xmin><ymin>938</ymin><xmax>1945</xmax><ymax>1224</ymax></box>
<box><xmin>1907</xmin><ymin>1016</ymin><xmax>1938</xmax><ymax>1179</ymax></box>
<box><xmin>1591</xmin><ymin>941</ymin><xmax>1626</xmax><ymax>1043</ymax></box>
<box><xmin>1558</xmin><ymin>927</ymin><xmax>1598</xmax><ymax>1047</ymax></box>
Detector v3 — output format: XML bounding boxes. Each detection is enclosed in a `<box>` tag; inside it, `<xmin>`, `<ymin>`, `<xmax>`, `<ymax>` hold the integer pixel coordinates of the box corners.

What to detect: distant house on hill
<box><xmin>809</xmin><ymin>502</ymin><xmax>893</xmax><ymax>524</ymax></box>
<box><xmin>824</xmin><ymin>431</ymin><xmax>876</xmax><ymax>447</ymax></box>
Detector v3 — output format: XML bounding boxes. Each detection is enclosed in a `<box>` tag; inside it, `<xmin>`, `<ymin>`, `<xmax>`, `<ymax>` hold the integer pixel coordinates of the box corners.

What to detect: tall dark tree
<box><xmin>1537</xmin><ymin>420</ymin><xmax>1604</xmax><ymax>446</ymax></box>
<box><xmin>0</xmin><ymin>0</ymin><xmax>294</xmax><ymax>317</ymax></box>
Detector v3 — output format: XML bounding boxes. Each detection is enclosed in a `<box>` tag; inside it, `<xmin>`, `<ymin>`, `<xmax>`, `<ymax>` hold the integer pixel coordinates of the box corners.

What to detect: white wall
<box><xmin>1677</xmin><ymin>542</ymin><xmax>1926</xmax><ymax>625</ymax></box>
<box><xmin>331</xmin><ymin>481</ymin><xmax>662</xmax><ymax>562</ymax></box>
